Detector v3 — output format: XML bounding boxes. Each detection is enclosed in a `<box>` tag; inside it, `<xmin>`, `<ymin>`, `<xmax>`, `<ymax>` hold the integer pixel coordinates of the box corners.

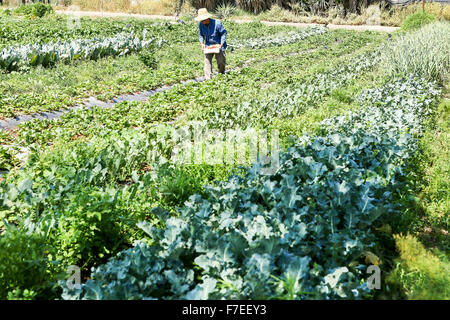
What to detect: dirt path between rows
<box><xmin>55</xmin><ymin>10</ymin><xmax>399</xmax><ymax>33</ymax></box>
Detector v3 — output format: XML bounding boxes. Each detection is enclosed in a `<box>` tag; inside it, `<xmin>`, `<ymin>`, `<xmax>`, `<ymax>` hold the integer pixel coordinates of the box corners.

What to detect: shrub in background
<box><xmin>380</xmin><ymin>3</ymin><xmax>448</xmax><ymax>26</ymax></box>
<box><xmin>444</xmin><ymin>4</ymin><xmax>450</xmax><ymax>20</ymax></box>
<box><xmin>258</xmin><ymin>4</ymin><xmax>301</xmax><ymax>22</ymax></box>
<box><xmin>215</xmin><ymin>2</ymin><xmax>236</xmax><ymax>19</ymax></box>
<box><xmin>14</xmin><ymin>3</ymin><xmax>54</xmax><ymax>18</ymax></box>
<box><xmin>401</xmin><ymin>11</ymin><xmax>437</xmax><ymax>31</ymax></box>
<box><xmin>0</xmin><ymin>146</ymin><xmax>19</xmax><ymax>171</ymax></box>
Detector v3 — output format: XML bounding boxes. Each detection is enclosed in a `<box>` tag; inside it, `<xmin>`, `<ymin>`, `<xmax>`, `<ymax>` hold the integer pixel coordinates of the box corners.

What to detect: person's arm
<box><xmin>218</xmin><ymin>23</ymin><xmax>227</xmax><ymax>48</ymax></box>
<box><xmin>198</xmin><ymin>24</ymin><xmax>205</xmax><ymax>49</ymax></box>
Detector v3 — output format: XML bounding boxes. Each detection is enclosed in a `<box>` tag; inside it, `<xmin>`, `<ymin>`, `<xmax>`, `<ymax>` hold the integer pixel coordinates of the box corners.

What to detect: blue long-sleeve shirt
<box><xmin>198</xmin><ymin>19</ymin><xmax>227</xmax><ymax>51</ymax></box>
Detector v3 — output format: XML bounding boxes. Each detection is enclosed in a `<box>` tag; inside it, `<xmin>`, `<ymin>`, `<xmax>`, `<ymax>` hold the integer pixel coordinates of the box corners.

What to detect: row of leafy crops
<box><xmin>0</xmin><ymin>25</ymin><xmax>327</xmax><ymax>73</ymax></box>
<box><xmin>0</xmin><ymin>32</ymin><xmax>165</xmax><ymax>72</ymax></box>
<box><xmin>0</xmin><ymin>16</ymin><xmax>183</xmax><ymax>48</ymax></box>
<box><xmin>0</xmin><ymin>16</ymin><xmax>297</xmax><ymax>48</ymax></box>
<box><xmin>229</xmin><ymin>26</ymin><xmax>327</xmax><ymax>50</ymax></box>
<box><xmin>6</xmin><ymin>31</ymin><xmax>380</xmax><ymax>159</ymax></box>
<box><xmin>1</xmin><ymin>29</ymin><xmax>370</xmax><ymax>173</ymax></box>
<box><xmin>0</xmin><ymin>25</ymin><xmax>336</xmax><ymax>118</ymax></box>
<box><xmin>0</xmin><ymin>30</ymin><xmax>385</xmax><ymax>299</ymax></box>
<box><xmin>59</xmin><ymin>76</ymin><xmax>440</xmax><ymax>300</ymax></box>
<box><xmin>200</xmin><ymin>49</ymin><xmax>380</xmax><ymax>130</ymax></box>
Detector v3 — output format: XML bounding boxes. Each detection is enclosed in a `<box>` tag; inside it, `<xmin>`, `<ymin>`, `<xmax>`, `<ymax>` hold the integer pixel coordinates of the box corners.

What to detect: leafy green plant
<box><xmin>215</xmin><ymin>2</ymin><xmax>237</xmax><ymax>19</ymax></box>
<box><xmin>386</xmin><ymin>234</ymin><xmax>450</xmax><ymax>299</ymax></box>
<box><xmin>0</xmin><ymin>32</ymin><xmax>165</xmax><ymax>72</ymax></box>
<box><xmin>229</xmin><ymin>26</ymin><xmax>327</xmax><ymax>50</ymax></box>
<box><xmin>2</xmin><ymin>9</ymin><xmax>12</xmax><ymax>17</ymax></box>
<box><xmin>0</xmin><ymin>224</ymin><xmax>54</xmax><ymax>299</ymax></box>
<box><xmin>7</xmin><ymin>288</ymin><xmax>38</xmax><ymax>300</ymax></box>
<box><xmin>205</xmin><ymin>50</ymin><xmax>379</xmax><ymax>130</ymax></box>
<box><xmin>14</xmin><ymin>3</ymin><xmax>54</xmax><ymax>18</ymax></box>
<box><xmin>49</xmin><ymin>186</ymin><xmax>131</xmax><ymax>268</ymax></box>
<box><xmin>401</xmin><ymin>12</ymin><xmax>437</xmax><ymax>31</ymax></box>
<box><xmin>139</xmin><ymin>47</ymin><xmax>159</xmax><ymax>70</ymax></box>
<box><xmin>0</xmin><ymin>146</ymin><xmax>19</xmax><ymax>171</ymax></box>
<box><xmin>156</xmin><ymin>165</ymin><xmax>206</xmax><ymax>207</ymax></box>
<box><xmin>61</xmin><ymin>76</ymin><xmax>440</xmax><ymax>300</ymax></box>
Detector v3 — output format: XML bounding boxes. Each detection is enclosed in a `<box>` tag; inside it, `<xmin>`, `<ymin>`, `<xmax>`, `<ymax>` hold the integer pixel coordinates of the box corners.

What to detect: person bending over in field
<box><xmin>196</xmin><ymin>8</ymin><xmax>227</xmax><ymax>80</ymax></box>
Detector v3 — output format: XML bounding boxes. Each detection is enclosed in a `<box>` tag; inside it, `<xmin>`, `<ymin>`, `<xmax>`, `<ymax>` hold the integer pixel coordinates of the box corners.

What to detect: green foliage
<box><xmin>0</xmin><ymin>145</ymin><xmax>19</xmax><ymax>171</ymax></box>
<box><xmin>215</xmin><ymin>2</ymin><xmax>237</xmax><ymax>19</ymax></box>
<box><xmin>393</xmin><ymin>97</ymin><xmax>449</xmax><ymax>262</ymax></box>
<box><xmin>61</xmin><ymin>77</ymin><xmax>440</xmax><ymax>300</ymax></box>
<box><xmin>331</xmin><ymin>88</ymin><xmax>353</xmax><ymax>104</ymax></box>
<box><xmin>13</xmin><ymin>4</ymin><xmax>54</xmax><ymax>18</ymax></box>
<box><xmin>30</xmin><ymin>3</ymin><xmax>54</xmax><ymax>18</ymax></box>
<box><xmin>7</xmin><ymin>288</ymin><xmax>38</xmax><ymax>300</ymax></box>
<box><xmin>156</xmin><ymin>165</ymin><xmax>209</xmax><ymax>207</ymax></box>
<box><xmin>0</xmin><ymin>224</ymin><xmax>54</xmax><ymax>299</ymax></box>
<box><xmin>401</xmin><ymin>12</ymin><xmax>437</xmax><ymax>31</ymax></box>
<box><xmin>156</xmin><ymin>164</ymin><xmax>243</xmax><ymax>208</ymax></box>
<box><xmin>0</xmin><ymin>129</ymin><xmax>161</xmax><ymax>270</ymax></box>
<box><xmin>1</xmin><ymin>17</ymin><xmax>444</xmax><ymax>300</ymax></box>
<box><xmin>422</xmin><ymin>98</ymin><xmax>450</xmax><ymax>207</ymax></box>
<box><xmin>201</xmin><ymin>50</ymin><xmax>379</xmax><ymax>130</ymax></box>
<box><xmin>235</xmin><ymin>0</ymin><xmax>272</xmax><ymax>14</ymax></box>
<box><xmin>387</xmin><ymin>234</ymin><xmax>450</xmax><ymax>299</ymax></box>
<box><xmin>0</xmin><ymin>124</ymin><xmax>241</xmax><ymax>284</ymax></box>
<box><xmin>0</xmin><ymin>32</ymin><xmax>165</xmax><ymax>72</ymax></box>
<box><xmin>2</xmin><ymin>9</ymin><xmax>12</xmax><ymax>17</ymax></box>
<box><xmin>229</xmin><ymin>26</ymin><xmax>327</xmax><ymax>50</ymax></box>
<box><xmin>50</xmin><ymin>186</ymin><xmax>131</xmax><ymax>268</ymax></box>
<box><xmin>138</xmin><ymin>47</ymin><xmax>159</xmax><ymax>70</ymax></box>
<box><xmin>382</xmin><ymin>21</ymin><xmax>450</xmax><ymax>84</ymax></box>
<box><xmin>12</xmin><ymin>3</ymin><xmax>54</xmax><ymax>18</ymax></box>
<box><xmin>0</xmin><ymin>17</ymin><xmax>327</xmax><ymax>117</ymax></box>
<box><xmin>5</xmin><ymin>30</ymin><xmax>376</xmax><ymax>146</ymax></box>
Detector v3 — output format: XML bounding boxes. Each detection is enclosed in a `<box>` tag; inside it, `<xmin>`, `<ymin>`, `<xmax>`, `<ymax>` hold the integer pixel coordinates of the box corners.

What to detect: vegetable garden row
<box><xmin>0</xmin><ymin>13</ymin><xmax>448</xmax><ymax>300</ymax></box>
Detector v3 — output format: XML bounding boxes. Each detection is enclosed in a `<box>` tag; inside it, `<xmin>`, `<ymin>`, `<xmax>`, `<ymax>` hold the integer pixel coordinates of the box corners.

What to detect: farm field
<box><xmin>0</xmin><ymin>10</ymin><xmax>449</xmax><ymax>301</ymax></box>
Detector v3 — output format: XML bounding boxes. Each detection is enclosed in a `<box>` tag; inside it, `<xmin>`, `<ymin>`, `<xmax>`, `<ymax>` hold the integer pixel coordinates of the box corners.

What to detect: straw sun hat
<box><xmin>195</xmin><ymin>8</ymin><xmax>212</xmax><ymax>22</ymax></box>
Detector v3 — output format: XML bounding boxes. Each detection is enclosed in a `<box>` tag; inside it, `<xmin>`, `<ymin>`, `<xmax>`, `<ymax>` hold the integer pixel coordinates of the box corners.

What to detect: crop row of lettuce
<box><xmin>0</xmin><ymin>31</ymin><xmax>165</xmax><ymax>72</ymax></box>
<box><xmin>57</xmin><ymin>75</ymin><xmax>440</xmax><ymax>299</ymax></box>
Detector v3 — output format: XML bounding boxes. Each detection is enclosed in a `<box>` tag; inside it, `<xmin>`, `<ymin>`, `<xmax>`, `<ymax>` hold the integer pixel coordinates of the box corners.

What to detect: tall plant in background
<box><xmin>235</xmin><ymin>0</ymin><xmax>272</xmax><ymax>14</ymax></box>
<box><xmin>215</xmin><ymin>1</ymin><xmax>236</xmax><ymax>19</ymax></box>
<box><xmin>381</xmin><ymin>21</ymin><xmax>450</xmax><ymax>84</ymax></box>
<box><xmin>310</xmin><ymin>0</ymin><xmax>329</xmax><ymax>15</ymax></box>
